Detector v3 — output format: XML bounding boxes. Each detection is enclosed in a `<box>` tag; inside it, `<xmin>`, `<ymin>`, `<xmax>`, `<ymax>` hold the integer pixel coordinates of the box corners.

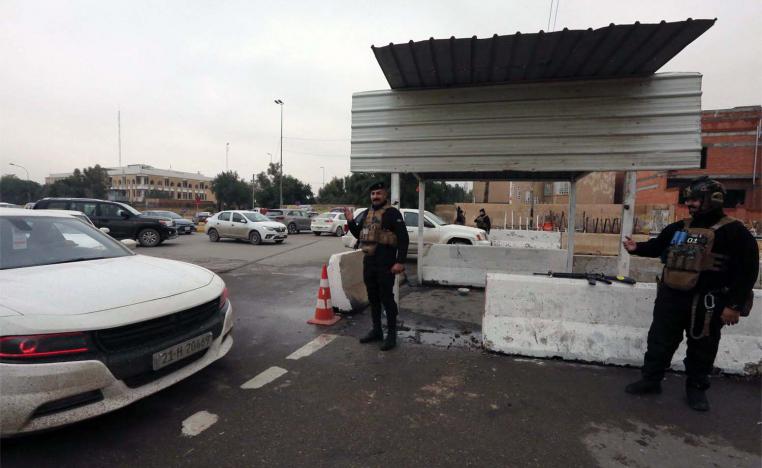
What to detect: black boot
<box><xmin>380</xmin><ymin>313</ymin><xmax>397</xmax><ymax>351</ymax></box>
<box><xmin>686</xmin><ymin>386</ymin><xmax>710</xmax><ymax>411</ymax></box>
<box><xmin>360</xmin><ymin>305</ymin><xmax>383</xmax><ymax>344</ymax></box>
<box><xmin>625</xmin><ymin>379</ymin><xmax>662</xmax><ymax>395</ymax></box>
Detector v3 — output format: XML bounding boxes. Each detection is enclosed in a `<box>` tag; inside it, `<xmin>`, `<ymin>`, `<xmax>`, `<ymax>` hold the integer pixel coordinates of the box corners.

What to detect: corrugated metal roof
<box><xmin>372</xmin><ymin>19</ymin><xmax>714</xmax><ymax>90</ymax></box>
<box><xmin>350</xmin><ymin>73</ymin><xmax>702</xmax><ymax>180</ymax></box>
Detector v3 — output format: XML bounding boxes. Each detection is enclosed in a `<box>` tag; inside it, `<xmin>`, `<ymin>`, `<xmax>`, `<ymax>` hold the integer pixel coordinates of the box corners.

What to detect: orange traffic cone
<box><xmin>308</xmin><ymin>264</ymin><xmax>341</xmax><ymax>326</ymax></box>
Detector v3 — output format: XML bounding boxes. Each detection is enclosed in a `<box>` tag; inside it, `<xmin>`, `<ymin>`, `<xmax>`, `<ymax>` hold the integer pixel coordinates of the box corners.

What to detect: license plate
<box><xmin>152</xmin><ymin>333</ymin><xmax>213</xmax><ymax>370</ymax></box>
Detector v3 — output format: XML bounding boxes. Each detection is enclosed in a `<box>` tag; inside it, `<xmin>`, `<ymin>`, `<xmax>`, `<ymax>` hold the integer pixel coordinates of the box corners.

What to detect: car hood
<box><xmin>440</xmin><ymin>224</ymin><xmax>484</xmax><ymax>235</ymax></box>
<box><xmin>0</xmin><ymin>255</ymin><xmax>214</xmax><ymax>316</ymax></box>
<box><xmin>173</xmin><ymin>219</ymin><xmax>193</xmax><ymax>225</ymax></box>
<box><xmin>253</xmin><ymin>221</ymin><xmax>286</xmax><ymax>229</ymax></box>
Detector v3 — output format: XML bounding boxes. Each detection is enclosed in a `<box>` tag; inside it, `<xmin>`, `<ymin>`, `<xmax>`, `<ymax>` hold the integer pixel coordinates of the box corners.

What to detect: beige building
<box><xmin>473</xmin><ymin>172</ymin><xmax>622</xmax><ymax>205</ymax></box>
<box><xmin>47</xmin><ymin>164</ymin><xmax>216</xmax><ymax>204</ymax></box>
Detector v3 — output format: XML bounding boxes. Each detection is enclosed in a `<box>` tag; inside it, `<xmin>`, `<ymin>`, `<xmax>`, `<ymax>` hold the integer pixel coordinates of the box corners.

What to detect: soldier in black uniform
<box><xmin>345</xmin><ymin>181</ymin><xmax>409</xmax><ymax>351</ymax></box>
<box><xmin>622</xmin><ymin>176</ymin><xmax>759</xmax><ymax>411</ymax></box>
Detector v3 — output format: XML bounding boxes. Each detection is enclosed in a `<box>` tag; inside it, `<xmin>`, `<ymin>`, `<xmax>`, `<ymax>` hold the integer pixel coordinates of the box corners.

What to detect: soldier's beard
<box><xmin>371</xmin><ymin>198</ymin><xmax>387</xmax><ymax>208</ymax></box>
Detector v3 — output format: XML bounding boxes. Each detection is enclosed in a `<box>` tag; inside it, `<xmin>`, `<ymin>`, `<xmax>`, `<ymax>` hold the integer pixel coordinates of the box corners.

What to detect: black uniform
<box><xmin>347</xmin><ymin>205</ymin><xmax>409</xmax><ymax>346</ymax></box>
<box><xmin>475</xmin><ymin>214</ymin><xmax>491</xmax><ymax>233</ymax></box>
<box><xmin>631</xmin><ymin>210</ymin><xmax>758</xmax><ymax>389</ymax></box>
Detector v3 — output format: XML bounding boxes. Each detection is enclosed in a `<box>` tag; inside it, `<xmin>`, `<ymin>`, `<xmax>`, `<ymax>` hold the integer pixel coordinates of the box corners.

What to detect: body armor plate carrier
<box><xmin>661</xmin><ymin>216</ymin><xmax>735</xmax><ymax>291</ymax></box>
<box><xmin>359</xmin><ymin>206</ymin><xmax>398</xmax><ymax>256</ymax></box>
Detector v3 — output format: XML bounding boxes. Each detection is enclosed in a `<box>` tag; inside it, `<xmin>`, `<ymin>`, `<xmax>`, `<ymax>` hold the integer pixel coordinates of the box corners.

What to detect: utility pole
<box><xmin>320</xmin><ymin>166</ymin><xmax>325</xmax><ymax>189</ymax></box>
<box><xmin>274</xmin><ymin>99</ymin><xmax>284</xmax><ymax>208</ymax></box>
<box><xmin>225</xmin><ymin>142</ymin><xmax>230</xmax><ymax>171</ymax></box>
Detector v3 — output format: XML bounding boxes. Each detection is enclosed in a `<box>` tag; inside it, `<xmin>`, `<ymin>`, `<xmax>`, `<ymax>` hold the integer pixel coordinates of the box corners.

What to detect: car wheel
<box><xmin>249</xmin><ymin>230</ymin><xmax>262</xmax><ymax>245</ymax></box>
<box><xmin>208</xmin><ymin>229</ymin><xmax>220</xmax><ymax>242</ymax></box>
<box><xmin>288</xmin><ymin>223</ymin><xmax>298</xmax><ymax>234</ymax></box>
<box><xmin>138</xmin><ymin>228</ymin><xmax>161</xmax><ymax>247</ymax></box>
<box><xmin>314</xmin><ymin>232</ymin><xmax>321</xmax><ymax>236</ymax></box>
<box><xmin>448</xmin><ymin>238</ymin><xmax>471</xmax><ymax>245</ymax></box>
<box><xmin>335</xmin><ymin>227</ymin><xmax>344</xmax><ymax>237</ymax></box>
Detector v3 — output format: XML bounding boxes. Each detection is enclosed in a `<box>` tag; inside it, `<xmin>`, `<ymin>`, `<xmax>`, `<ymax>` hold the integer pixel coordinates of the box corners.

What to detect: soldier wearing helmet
<box><xmin>622</xmin><ymin>176</ymin><xmax>759</xmax><ymax>411</ymax></box>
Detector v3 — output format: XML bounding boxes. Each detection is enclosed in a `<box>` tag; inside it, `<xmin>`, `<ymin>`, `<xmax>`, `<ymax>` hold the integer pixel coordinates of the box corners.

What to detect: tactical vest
<box><xmin>359</xmin><ymin>206</ymin><xmax>398</xmax><ymax>256</ymax></box>
<box><xmin>661</xmin><ymin>216</ymin><xmax>736</xmax><ymax>291</ymax></box>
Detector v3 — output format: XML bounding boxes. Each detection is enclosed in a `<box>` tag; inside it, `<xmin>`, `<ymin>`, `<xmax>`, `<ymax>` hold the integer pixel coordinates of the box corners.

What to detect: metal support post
<box><xmin>618</xmin><ymin>171</ymin><xmax>637</xmax><ymax>276</ymax></box>
<box><xmin>566</xmin><ymin>178</ymin><xmax>577</xmax><ymax>272</ymax></box>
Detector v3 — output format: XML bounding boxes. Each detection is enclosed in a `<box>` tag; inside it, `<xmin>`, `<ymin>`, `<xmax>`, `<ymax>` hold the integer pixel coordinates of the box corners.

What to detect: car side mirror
<box><xmin>121</xmin><ymin>239</ymin><xmax>137</xmax><ymax>250</ymax></box>
<box><xmin>120</xmin><ymin>211</ymin><xmax>130</xmax><ymax>219</ymax></box>
<box><xmin>100</xmin><ymin>227</ymin><xmax>111</xmax><ymax>234</ymax></box>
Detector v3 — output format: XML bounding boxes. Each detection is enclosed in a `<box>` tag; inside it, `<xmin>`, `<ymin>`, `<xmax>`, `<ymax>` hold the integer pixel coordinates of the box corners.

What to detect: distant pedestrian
<box><xmin>455</xmin><ymin>206</ymin><xmax>465</xmax><ymax>225</ymax></box>
<box><xmin>474</xmin><ymin>208</ymin><xmax>491</xmax><ymax>233</ymax></box>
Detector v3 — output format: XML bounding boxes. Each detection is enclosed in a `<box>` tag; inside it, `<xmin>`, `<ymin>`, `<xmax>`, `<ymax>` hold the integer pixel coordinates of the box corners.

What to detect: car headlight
<box><xmin>0</xmin><ymin>332</ymin><xmax>92</xmax><ymax>361</ymax></box>
<box><xmin>159</xmin><ymin>219</ymin><xmax>173</xmax><ymax>227</ymax></box>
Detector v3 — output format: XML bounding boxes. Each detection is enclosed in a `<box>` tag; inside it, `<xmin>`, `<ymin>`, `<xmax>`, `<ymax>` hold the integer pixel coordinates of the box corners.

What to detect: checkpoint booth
<box><xmin>347</xmin><ymin>20</ymin><xmax>762</xmax><ymax>375</ymax></box>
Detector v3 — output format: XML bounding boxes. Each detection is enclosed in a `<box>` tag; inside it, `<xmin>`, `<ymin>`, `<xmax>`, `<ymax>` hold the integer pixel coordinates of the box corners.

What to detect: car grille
<box><xmin>94</xmin><ymin>298</ymin><xmax>220</xmax><ymax>353</ymax></box>
<box><xmin>275</xmin><ymin>227</ymin><xmax>285</xmax><ymax>233</ymax></box>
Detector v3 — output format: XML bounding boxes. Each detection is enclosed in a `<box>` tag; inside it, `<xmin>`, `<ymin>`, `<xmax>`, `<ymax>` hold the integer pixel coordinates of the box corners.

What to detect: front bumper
<box><xmin>162</xmin><ymin>227</ymin><xmax>179</xmax><ymax>240</ymax></box>
<box><xmin>0</xmin><ymin>304</ymin><xmax>234</xmax><ymax>436</ymax></box>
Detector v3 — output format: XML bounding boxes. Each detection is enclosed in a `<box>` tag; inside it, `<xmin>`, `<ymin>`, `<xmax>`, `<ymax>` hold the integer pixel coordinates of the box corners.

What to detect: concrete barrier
<box><xmin>489</xmin><ymin>229</ymin><xmax>561</xmax><ymax>249</ymax></box>
<box><xmin>421</xmin><ymin>244</ymin><xmax>568</xmax><ymax>287</ymax></box>
<box><xmin>483</xmin><ymin>273</ymin><xmax>762</xmax><ymax>375</ymax></box>
<box><xmin>327</xmin><ymin>250</ymin><xmax>368</xmax><ymax>312</ymax></box>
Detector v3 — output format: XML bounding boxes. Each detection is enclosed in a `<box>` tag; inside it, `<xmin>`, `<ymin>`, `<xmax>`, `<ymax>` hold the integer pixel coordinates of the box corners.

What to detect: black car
<box><xmin>142</xmin><ymin>210</ymin><xmax>196</xmax><ymax>234</ymax></box>
<box><xmin>33</xmin><ymin>198</ymin><xmax>178</xmax><ymax>247</ymax></box>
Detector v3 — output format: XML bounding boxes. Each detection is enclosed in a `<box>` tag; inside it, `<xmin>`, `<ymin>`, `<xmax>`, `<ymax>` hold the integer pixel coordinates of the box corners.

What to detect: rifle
<box><xmin>533</xmin><ymin>271</ymin><xmax>637</xmax><ymax>286</ymax></box>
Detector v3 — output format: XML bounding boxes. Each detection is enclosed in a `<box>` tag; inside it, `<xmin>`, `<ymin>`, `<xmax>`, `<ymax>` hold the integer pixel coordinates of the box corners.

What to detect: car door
<box><xmin>297</xmin><ymin>211</ymin><xmax>310</xmax><ymax>230</ymax></box>
<box><xmin>95</xmin><ymin>202</ymin><xmax>131</xmax><ymax>238</ymax></box>
<box><xmin>215</xmin><ymin>212</ymin><xmax>232</xmax><ymax>236</ymax></box>
<box><xmin>70</xmin><ymin>201</ymin><xmax>99</xmax><ymax>225</ymax></box>
<box><xmin>230</xmin><ymin>212</ymin><xmax>249</xmax><ymax>239</ymax></box>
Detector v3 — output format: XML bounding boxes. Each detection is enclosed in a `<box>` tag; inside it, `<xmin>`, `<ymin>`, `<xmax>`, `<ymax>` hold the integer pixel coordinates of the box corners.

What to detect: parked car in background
<box><xmin>33</xmin><ymin>198</ymin><xmax>178</xmax><ymax>247</ymax></box>
<box><xmin>311</xmin><ymin>212</ymin><xmax>347</xmax><ymax>237</ymax></box>
<box><xmin>193</xmin><ymin>211</ymin><xmax>213</xmax><ymax>223</ymax></box>
<box><xmin>341</xmin><ymin>208</ymin><xmax>489</xmax><ymax>252</ymax></box>
<box><xmin>265</xmin><ymin>209</ymin><xmax>311</xmax><ymax>234</ymax></box>
<box><xmin>143</xmin><ymin>210</ymin><xmax>196</xmax><ymax>234</ymax></box>
<box><xmin>0</xmin><ymin>208</ymin><xmax>233</xmax><ymax>436</ymax></box>
<box><xmin>205</xmin><ymin>210</ymin><xmax>287</xmax><ymax>244</ymax></box>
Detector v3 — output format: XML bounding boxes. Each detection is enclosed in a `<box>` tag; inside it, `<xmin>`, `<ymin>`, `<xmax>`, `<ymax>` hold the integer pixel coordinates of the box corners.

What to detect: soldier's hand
<box><xmin>622</xmin><ymin>236</ymin><xmax>637</xmax><ymax>253</ymax></box>
<box><xmin>344</xmin><ymin>208</ymin><xmax>353</xmax><ymax>221</ymax></box>
<box><xmin>720</xmin><ymin>307</ymin><xmax>740</xmax><ymax>326</ymax></box>
<box><xmin>390</xmin><ymin>263</ymin><xmax>405</xmax><ymax>274</ymax></box>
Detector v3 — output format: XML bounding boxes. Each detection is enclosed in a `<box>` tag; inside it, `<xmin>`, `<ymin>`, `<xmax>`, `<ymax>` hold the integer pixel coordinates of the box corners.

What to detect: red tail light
<box><xmin>219</xmin><ymin>287</ymin><xmax>229</xmax><ymax>309</ymax></box>
<box><xmin>275</xmin><ymin>216</ymin><xmax>284</xmax><ymax>221</ymax></box>
<box><xmin>0</xmin><ymin>332</ymin><xmax>90</xmax><ymax>359</ymax></box>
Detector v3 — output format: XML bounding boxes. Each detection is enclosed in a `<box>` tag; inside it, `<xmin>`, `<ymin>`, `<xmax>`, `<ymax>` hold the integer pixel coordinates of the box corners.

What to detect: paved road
<box><xmin>2</xmin><ymin>234</ymin><xmax>760</xmax><ymax>467</ymax></box>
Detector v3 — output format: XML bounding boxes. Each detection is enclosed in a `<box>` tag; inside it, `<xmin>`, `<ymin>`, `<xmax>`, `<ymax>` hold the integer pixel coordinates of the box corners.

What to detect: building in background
<box><xmin>636</xmin><ymin>106</ymin><xmax>761</xmax><ymax>223</ymax></box>
<box><xmin>47</xmin><ymin>164</ymin><xmax>216</xmax><ymax>205</ymax></box>
<box><xmin>473</xmin><ymin>172</ymin><xmax>623</xmax><ymax>205</ymax></box>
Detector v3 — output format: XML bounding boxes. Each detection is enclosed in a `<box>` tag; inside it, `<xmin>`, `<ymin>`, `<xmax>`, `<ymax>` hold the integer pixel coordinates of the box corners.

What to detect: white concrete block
<box><xmin>327</xmin><ymin>250</ymin><xmax>368</xmax><ymax>313</ymax></box>
<box><xmin>489</xmin><ymin>229</ymin><xmax>562</xmax><ymax>249</ymax></box>
<box><xmin>483</xmin><ymin>273</ymin><xmax>762</xmax><ymax>375</ymax></box>
<box><xmin>421</xmin><ymin>244</ymin><xmax>568</xmax><ymax>287</ymax></box>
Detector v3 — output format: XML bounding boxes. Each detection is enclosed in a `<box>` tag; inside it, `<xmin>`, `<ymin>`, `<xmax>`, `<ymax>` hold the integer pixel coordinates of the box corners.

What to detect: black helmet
<box><xmin>683</xmin><ymin>176</ymin><xmax>725</xmax><ymax>213</ymax></box>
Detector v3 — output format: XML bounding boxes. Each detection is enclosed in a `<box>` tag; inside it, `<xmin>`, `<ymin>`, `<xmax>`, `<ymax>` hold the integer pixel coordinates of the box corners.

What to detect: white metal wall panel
<box><xmin>350</xmin><ymin>73</ymin><xmax>702</xmax><ymax>175</ymax></box>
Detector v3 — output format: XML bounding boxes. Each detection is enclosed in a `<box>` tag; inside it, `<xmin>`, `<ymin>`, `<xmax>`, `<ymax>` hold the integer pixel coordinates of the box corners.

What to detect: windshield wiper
<box><xmin>45</xmin><ymin>257</ymin><xmax>111</xmax><ymax>265</ymax></box>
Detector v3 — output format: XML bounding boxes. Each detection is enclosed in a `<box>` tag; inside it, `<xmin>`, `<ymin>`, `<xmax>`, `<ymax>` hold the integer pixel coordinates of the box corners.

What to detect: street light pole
<box><xmin>320</xmin><ymin>166</ymin><xmax>325</xmax><ymax>188</ymax></box>
<box><xmin>267</xmin><ymin>152</ymin><xmax>273</xmax><ymax>165</ymax></box>
<box><xmin>225</xmin><ymin>142</ymin><xmax>230</xmax><ymax>171</ymax></box>
<box><xmin>9</xmin><ymin>162</ymin><xmax>30</xmax><ymax>203</ymax></box>
<box><xmin>274</xmin><ymin>99</ymin><xmax>284</xmax><ymax>208</ymax></box>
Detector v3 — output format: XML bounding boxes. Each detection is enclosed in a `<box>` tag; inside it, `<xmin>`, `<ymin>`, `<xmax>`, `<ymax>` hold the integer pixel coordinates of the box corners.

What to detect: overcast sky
<box><xmin>1</xmin><ymin>0</ymin><xmax>760</xmax><ymax>187</ymax></box>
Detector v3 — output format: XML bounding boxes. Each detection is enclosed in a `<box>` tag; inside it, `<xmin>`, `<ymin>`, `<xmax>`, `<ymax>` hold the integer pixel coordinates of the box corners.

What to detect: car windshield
<box><xmin>157</xmin><ymin>211</ymin><xmax>182</xmax><ymax>219</ymax></box>
<box><xmin>0</xmin><ymin>216</ymin><xmax>132</xmax><ymax>270</ymax></box>
<box><xmin>267</xmin><ymin>210</ymin><xmax>283</xmax><ymax>216</ymax></box>
<box><xmin>117</xmin><ymin>202</ymin><xmax>141</xmax><ymax>216</ymax></box>
<box><xmin>316</xmin><ymin>213</ymin><xmax>333</xmax><ymax>219</ymax></box>
<box><xmin>243</xmin><ymin>212</ymin><xmax>269</xmax><ymax>222</ymax></box>
<box><xmin>426</xmin><ymin>212</ymin><xmax>447</xmax><ymax>226</ymax></box>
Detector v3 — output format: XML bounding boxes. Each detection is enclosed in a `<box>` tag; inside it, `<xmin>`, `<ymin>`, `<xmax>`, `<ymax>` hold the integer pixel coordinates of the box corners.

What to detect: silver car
<box><xmin>206</xmin><ymin>210</ymin><xmax>288</xmax><ymax>245</ymax></box>
<box><xmin>265</xmin><ymin>209</ymin><xmax>311</xmax><ymax>234</ymax></box>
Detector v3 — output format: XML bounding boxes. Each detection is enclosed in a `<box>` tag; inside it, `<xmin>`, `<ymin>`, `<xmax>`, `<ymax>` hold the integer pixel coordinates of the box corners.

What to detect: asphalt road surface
<box><xmin>2</xmin><ymin>231</ymin><xmax>760</xmax><ymax>467</ymax></box>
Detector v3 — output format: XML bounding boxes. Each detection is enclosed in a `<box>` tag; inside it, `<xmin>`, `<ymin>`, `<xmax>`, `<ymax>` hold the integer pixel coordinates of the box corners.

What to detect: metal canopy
<box><xmin>371</xmin><ymin>19</ymin><xmax>715</xmax><ymax>90</ymax></box>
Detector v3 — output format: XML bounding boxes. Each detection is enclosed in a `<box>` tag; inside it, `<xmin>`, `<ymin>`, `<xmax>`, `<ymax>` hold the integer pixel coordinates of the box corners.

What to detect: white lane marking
<box><xmin>286</xmin><ymin>334</ymin><xmax>338</xmax><ymax>360</ymax></box>
<box><xmin>181</xmin><ymin>410</ymin><xmax>219</xmax><ymax>437</ymax></box>
<box><xmin>240</xmin><ymin>366</ymin><xmax>288</xmax><ymax>389</ymax></box>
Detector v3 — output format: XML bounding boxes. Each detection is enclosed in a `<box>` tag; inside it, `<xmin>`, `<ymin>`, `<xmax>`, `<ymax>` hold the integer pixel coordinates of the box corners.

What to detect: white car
<box><xmin>205</xmin><ymin>210</ymin><xmax>288</xmax><ymax>244</ymax></box>
<box><xmin>0</xmin><ymin>208</ymin><xmax>233</xmax><ymax>436</ymax></box>
<box><xmin>311</xmin><ymin>212</ymin><xmax>347</xmax><ymax>237</ymax></box>
<box><xmin>342</xmin><ymin>208</ymin><xmax>490</xmax><ymax>252</ymax></box>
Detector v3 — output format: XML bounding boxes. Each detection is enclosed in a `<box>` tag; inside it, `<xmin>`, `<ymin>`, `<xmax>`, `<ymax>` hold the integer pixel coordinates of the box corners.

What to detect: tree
<box><xmin>317</xmin><ymin>173</ymin><xmax>471</xmax><ymax>211</ymax></box>
<box><xmin>0</xmin><ymin>175</ymin><xmax>43</xmax><ymax>204</ymax></box>
<box><xmin>252</xmin><ymin>163</ymin><xmax>314</xmax><ymax>208</ymax></box>
<box><xmin>43</xmin><ymin>165</ymin><xmax>110</xmax><ymax>199</ymax></box>
<box><xmin>211</xmin><ymin>171</ymin><xmax>252</xmax><ymax>210</ymax></box>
